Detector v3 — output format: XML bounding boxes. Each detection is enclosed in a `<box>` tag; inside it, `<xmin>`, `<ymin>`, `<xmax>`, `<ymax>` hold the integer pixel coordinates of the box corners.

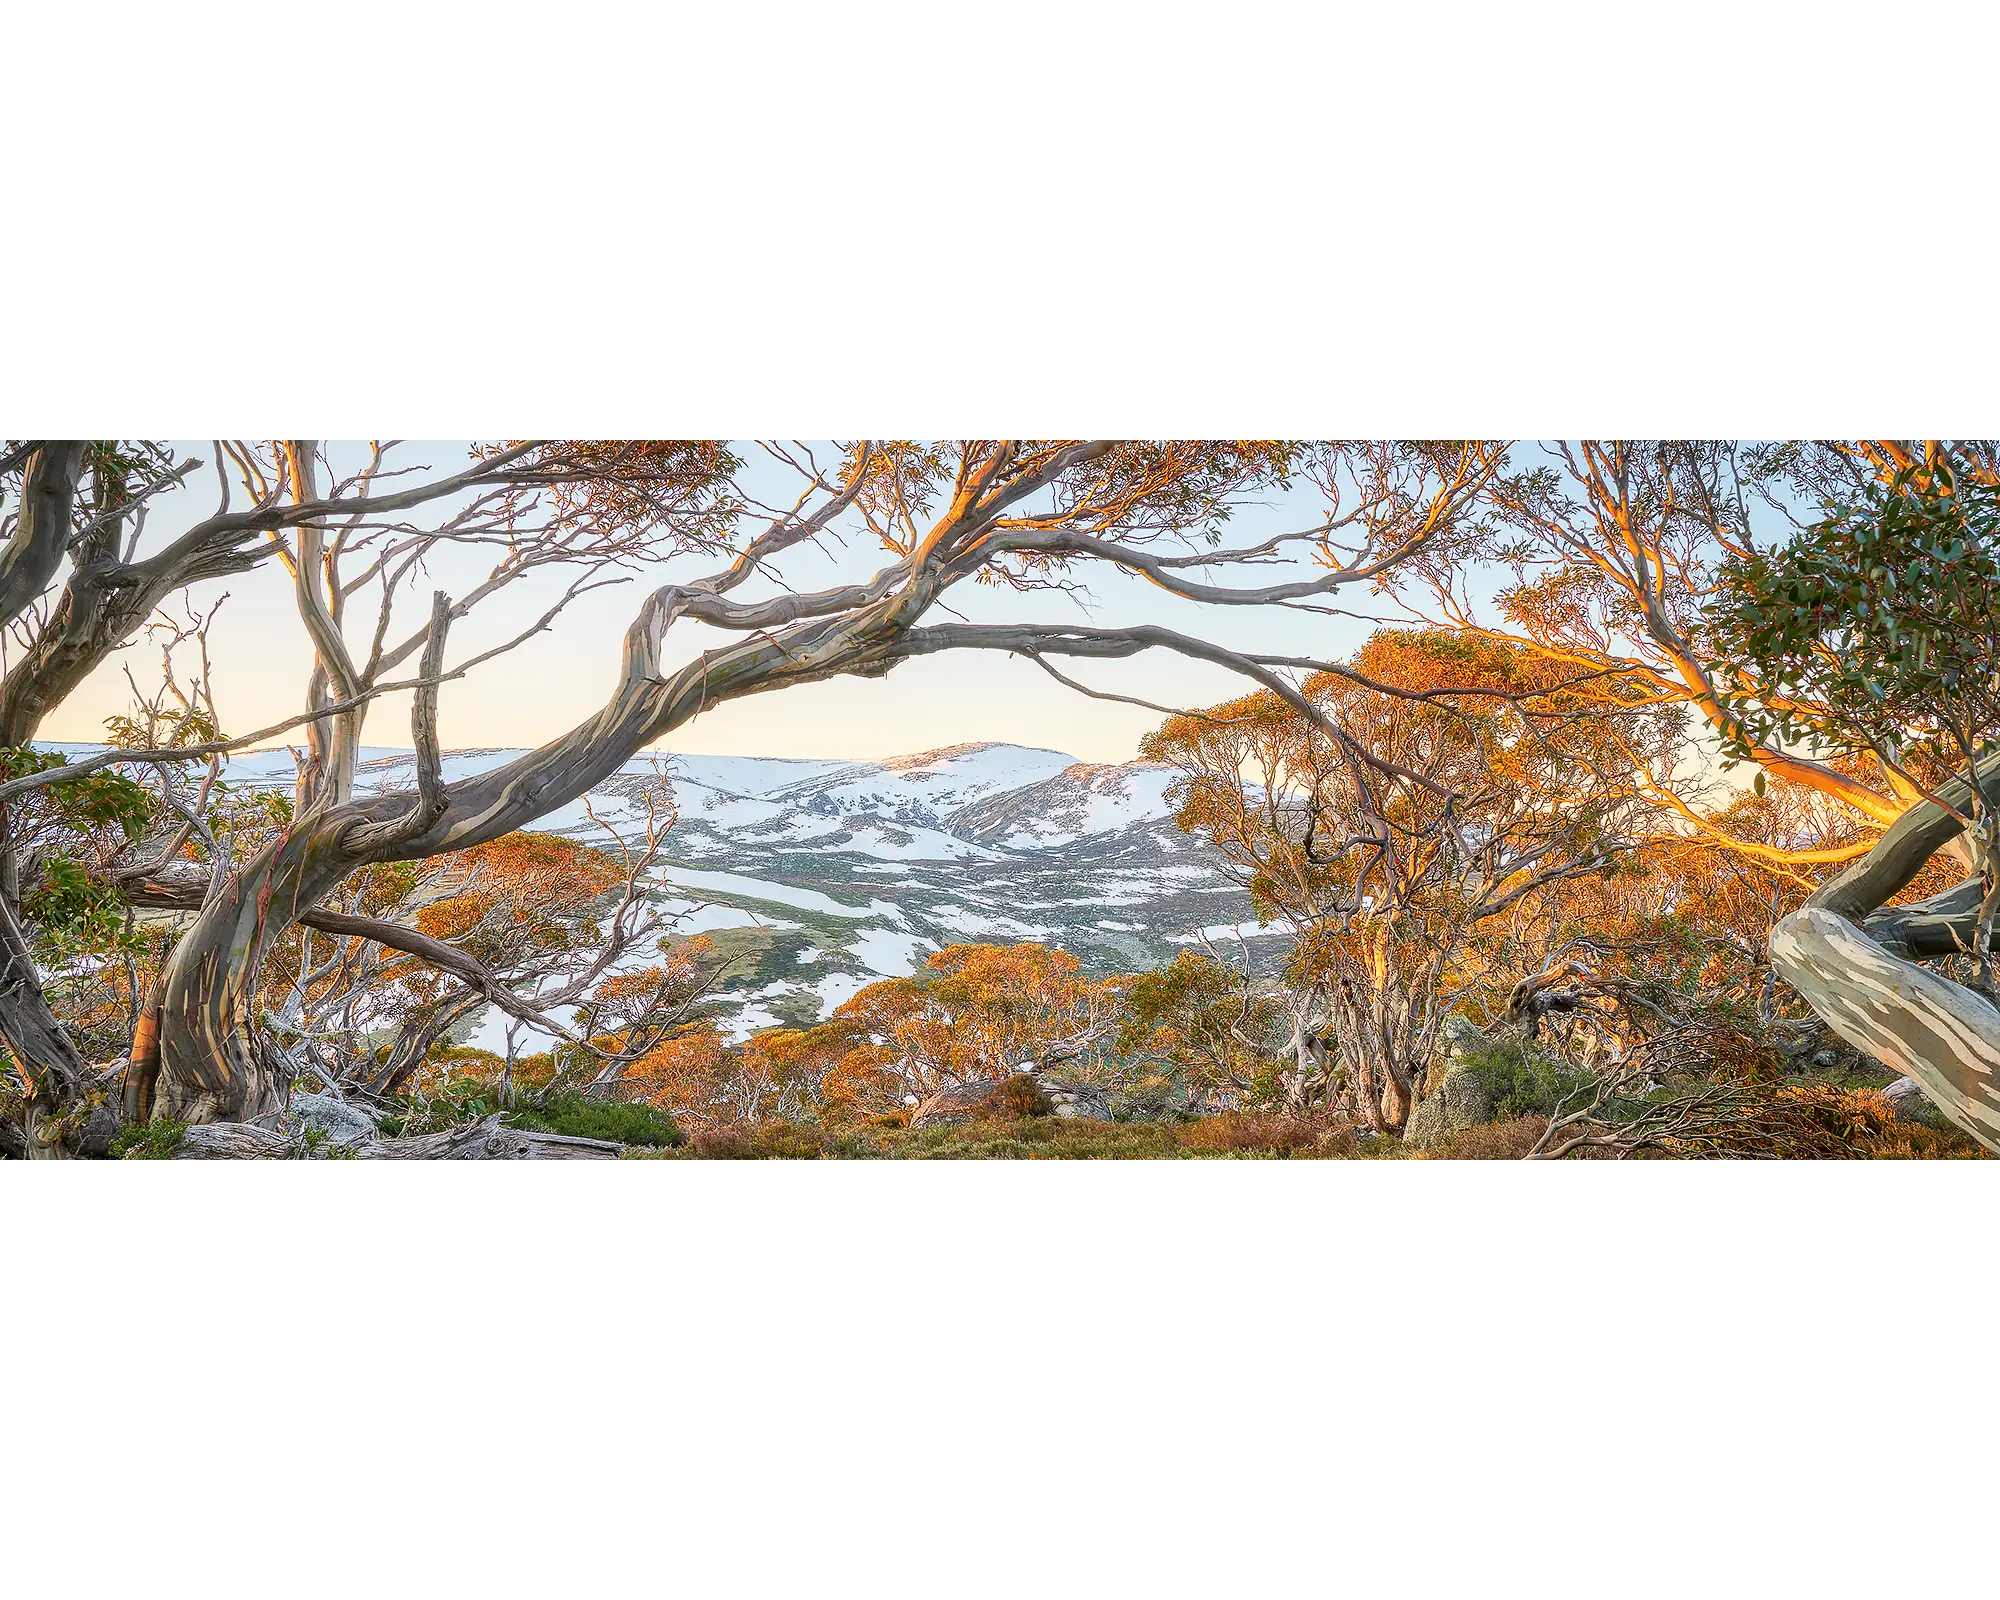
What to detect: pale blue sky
<box><xmin>46</xmin><ymin>441</ymin><xmax>1799</xmax><ymax>767</ymax></box>
<box><xmin>44</xmin><ymin>442</ymin><xmax>1442</xmax><ymax>763</ymax></box>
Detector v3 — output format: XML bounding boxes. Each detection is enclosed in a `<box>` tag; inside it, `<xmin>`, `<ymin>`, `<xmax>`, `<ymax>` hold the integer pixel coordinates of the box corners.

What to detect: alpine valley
<box><xmin>53</xmin><ymin>741</ymin><xmax>1273</xmax><ymax>1046</ymax></box>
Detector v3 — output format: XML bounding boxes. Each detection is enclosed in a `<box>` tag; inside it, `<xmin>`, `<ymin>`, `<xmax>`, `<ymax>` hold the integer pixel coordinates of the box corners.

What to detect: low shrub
<box><xmin>429</xmin><ymin>1044</ymin><xmax>506</xmax><ymax>1071</ymax></box>
<box><xmin>1453</xmin><ymin>1039</ymin><xmax>1584</xmax><ymax>1120</ymax></box>
<box><xmin>377</xmin><ymin>1083</ymin><xmax>506</xmax><ymax>1139</ymax></box>
<box><xmin>509</xmin><ymin>1093</ymin><xmax>683</xmax><ymax>1148</ymax></box>
<box><xmin>1860</xmin><ymin>1121</ymin><xmax>1987</xmax><ymax>1159</ymax></box>
<box><xmin>894</xmin><ymin>1119</ymin><xmax>1184</xmax><ymax>1159</ymax></box>
<box><xmin>111</xmin><ymin>1118</ymin><xmax>189</xmax><ymax>1160</ymax></box>
<box><xmin>688</xmin><ymin>1121</ymin><xmax>826</xmax><ymax>1159</ymax></box>
<box><xmin>988</xmin><ymin>1075</ymin><xmax>1054</xmax><ymax>1119</ymax></box>
<box><xmin>1106</xmin><ymin>1074</ymin><xmax>1188</xmax><ymax>1122</ymax></box>
<box><xmin>597</xmin><ymin>1088</ymin><xmax>1997</xmax><ymax>1161</ymax></box>
<box><xmin>1765</xmin><ymin>1085</ymin><xmax>1985</xmax><ymax>1159</ymax></box>
<box><xmin>1179</xmin><ymin>1111</ymin><xmax>1334</xmax><ymax>1156</ymax></box>
<box><xmin>651</xmin><ymin>1113</ymin><xmax>1371</xmax><ymax>1160</ymax></box>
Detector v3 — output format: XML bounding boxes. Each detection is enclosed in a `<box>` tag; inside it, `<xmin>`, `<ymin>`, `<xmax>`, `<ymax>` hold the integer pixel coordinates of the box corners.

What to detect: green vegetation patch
<box><xmin>506</xmin><ymin>1093</ymin><xmax>684</xmax><ymax>1147</ymax></box>
<box><xmin>1450</xmin><ymin>1037</ymin><xmax>1591</xmax><ymax>1121</ymax></box>
<box><xmin>111</xmin><ymin>1118</ymin><xmax>189</xmax><ymax>1160</ymax></box>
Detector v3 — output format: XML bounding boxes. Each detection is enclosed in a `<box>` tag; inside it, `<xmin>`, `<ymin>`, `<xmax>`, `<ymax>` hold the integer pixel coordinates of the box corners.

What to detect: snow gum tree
<box><xmin>1711</xmin><ymin>448</ymin><xmax>2000</xmax><ymax>1150</ymax></box>
<box><xmin>1145</xmin><ymin>629</ymin><xmax>1681</xmax><ymax>1131</ymax></box>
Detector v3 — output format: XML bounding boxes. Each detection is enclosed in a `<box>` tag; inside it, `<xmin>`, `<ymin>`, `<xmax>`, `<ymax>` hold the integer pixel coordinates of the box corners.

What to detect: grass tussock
<box><xmin>1421</xmin><ymin>1115</ymin><xmax>1552</xmax><ymax>1160</ymax></box>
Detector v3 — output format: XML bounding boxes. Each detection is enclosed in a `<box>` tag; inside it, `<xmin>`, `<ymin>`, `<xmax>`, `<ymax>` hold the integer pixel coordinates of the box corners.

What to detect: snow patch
<box><xmin>848</xmin><ymin>928</ymin><xmax>938</xmax><ymax>977</ymax></box>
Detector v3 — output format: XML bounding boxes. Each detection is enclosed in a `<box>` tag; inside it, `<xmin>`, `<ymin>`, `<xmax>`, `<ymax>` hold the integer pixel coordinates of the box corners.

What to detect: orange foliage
<box><xmin>412</xmin><ymin>832</ymin><xmax>624</xmax><ymax>963</ymax></box>
<box><xmin>619</xmin><ymin>1026</ymin><xmax>733</xmax><ymax>1122</ymax></box>
<box><xmin>802</xmin><ymin>943</ymin><xmax>1121</xmax><ymax>1122</ymax></box>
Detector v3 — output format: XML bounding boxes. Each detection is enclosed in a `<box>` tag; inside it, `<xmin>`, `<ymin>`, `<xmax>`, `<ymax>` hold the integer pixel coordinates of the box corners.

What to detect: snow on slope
<box><xmin>953</xmin><ymin>761</ymin><xmax>1181</xmax><ymax>849</ymax></box>
<box><xmin>759</xmin><ymin>742</ymin><xmax>1082</xmax><ymax>829</ymax></box>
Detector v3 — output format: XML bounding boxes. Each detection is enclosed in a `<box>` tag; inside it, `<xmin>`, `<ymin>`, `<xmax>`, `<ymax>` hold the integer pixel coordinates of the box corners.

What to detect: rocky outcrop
<box><xmin>1402</xmin><ymin>1062</ymin><xmax>1496</xmax><ymax>1152</ymax></box>
<box><xmin>1041</xmin><ymin>1077</ymin><xmax>1117</xmax><ymax>1122</ymax></box>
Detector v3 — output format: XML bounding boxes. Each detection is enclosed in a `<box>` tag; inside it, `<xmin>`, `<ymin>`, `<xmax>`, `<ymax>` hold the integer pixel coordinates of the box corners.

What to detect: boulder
<box><xmin>1043</xmin><ymin>1078</ymin><xmax>1115</xmax><ymax>1122</ymax></box>
<box><xmin>1402</xmin><ymin>1062</ymin><xmax>1496</xmax><ymax>1152</ymax></box>
<box><xmin>283</xmin><ymin>1092</ymin><xmax>384</xmax><ymax>1148</ymax></box>
<box><xmin>1882</xmin><ymin>1076</ymin><xmax>1954</xmax><ymax>1130</ymax></box>
<box><xmin>1442</xmin><ymin>1015</ymin><xmax>1488</xmax><ymax>1060</ymax></box>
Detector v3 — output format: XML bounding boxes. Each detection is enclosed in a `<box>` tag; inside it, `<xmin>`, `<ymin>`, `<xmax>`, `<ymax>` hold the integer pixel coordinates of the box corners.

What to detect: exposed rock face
<box><xmin>909</xmin><ymin>1071</ymin><xmax>1115</xmax><ymax>1130</ymax></box>
<box><xmin>1402</xmin><ymin>1063</ymin><xmax>1496</xmax><ymax>1152</ymax></box>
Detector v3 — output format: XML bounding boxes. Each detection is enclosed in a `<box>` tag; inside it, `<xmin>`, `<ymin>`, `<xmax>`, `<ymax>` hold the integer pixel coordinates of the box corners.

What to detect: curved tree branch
<box><xmin>0</xmin><ymin>441</ymin><xmax>85</xmax><ymax>630</ymax></box>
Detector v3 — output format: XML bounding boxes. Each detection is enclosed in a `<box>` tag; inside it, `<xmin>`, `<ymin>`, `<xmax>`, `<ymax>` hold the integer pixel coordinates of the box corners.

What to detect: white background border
<box><xmin>7</xmin><ymin>3</ymin><xmax>1998</xmax><ymax>1594</ymax></box>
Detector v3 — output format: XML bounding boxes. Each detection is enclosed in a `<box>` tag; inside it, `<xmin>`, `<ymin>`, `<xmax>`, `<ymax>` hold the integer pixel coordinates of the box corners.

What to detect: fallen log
<box><xmin>173</xmin><ymin>1112</ymin><xmax>622</xmax><ymax>1161</ymax></box>
<box><xmin>359</xmin><ymin>1114</ymin><xmax>622</xmax><ymax>1160</ymax></box>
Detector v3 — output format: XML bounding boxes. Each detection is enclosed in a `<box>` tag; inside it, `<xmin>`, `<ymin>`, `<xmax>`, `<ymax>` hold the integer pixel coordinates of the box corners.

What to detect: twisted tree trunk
<box><xmin>149</xmin><ymin>582</ymin><xmax>918</xmax><ymax>1123</ymax></box>
<box><xmin>1768</xmin><ymin>752</ymin><xmax>2000</xmax><ymax>1154</ymax></box>
<box><xmin>1329</xmin><ymin>981</ymin><xmax>1422</xmax><ymax>1133</ymax></box>
<box><xmin>0</xmin><ymin>442</ymin><xmax>86</xmax><ymax>630</ymax></box>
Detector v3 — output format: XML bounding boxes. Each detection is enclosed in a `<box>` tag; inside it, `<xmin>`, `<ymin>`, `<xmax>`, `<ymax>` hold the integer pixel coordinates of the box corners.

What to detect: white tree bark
<box><xmin>1770</xmin><ymin>907</ymin><xmax>2000</xmax><ymax>1152</ymax></box>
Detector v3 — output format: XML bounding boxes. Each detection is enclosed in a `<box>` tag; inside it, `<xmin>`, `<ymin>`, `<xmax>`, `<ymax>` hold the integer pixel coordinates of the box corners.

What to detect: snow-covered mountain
<box><xmin>571</xmin><ymin>742</ymin><xmax>1274</xmax><ymax>1033</ymax></box>
<box><xmin>44</xmin><ymin>739</ymin><xmax>1277</xmax><ymax>1040</ymax></box>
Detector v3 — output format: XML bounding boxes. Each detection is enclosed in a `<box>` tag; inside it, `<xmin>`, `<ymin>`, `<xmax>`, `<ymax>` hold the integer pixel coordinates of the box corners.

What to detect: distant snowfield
<box><xmin>43</xmin><ymin>738</ymin><xmax>1270</xmax><ymax>1035</ymax></box>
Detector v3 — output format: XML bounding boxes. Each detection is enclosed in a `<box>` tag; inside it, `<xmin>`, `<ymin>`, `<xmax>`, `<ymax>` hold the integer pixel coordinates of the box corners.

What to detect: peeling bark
<box><xmin>1810</xmin><ymin>753</ymin><xmax>2000</xmax><ymax>922</ymax></box>
<box><xmin>1328</xmin><ymin>983</ymin><xmax>1424</xmax><ymax>1133</ymax></box>
<box><xmin>1770</xmin><ymin>908</ymin><xmax>2000</xmax><ymax>1149</ymax></box>
<box><xmin>1768</xmin><ymin>750</ymin><xmax>2000</xmax><ymax>1154</ymax></box>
